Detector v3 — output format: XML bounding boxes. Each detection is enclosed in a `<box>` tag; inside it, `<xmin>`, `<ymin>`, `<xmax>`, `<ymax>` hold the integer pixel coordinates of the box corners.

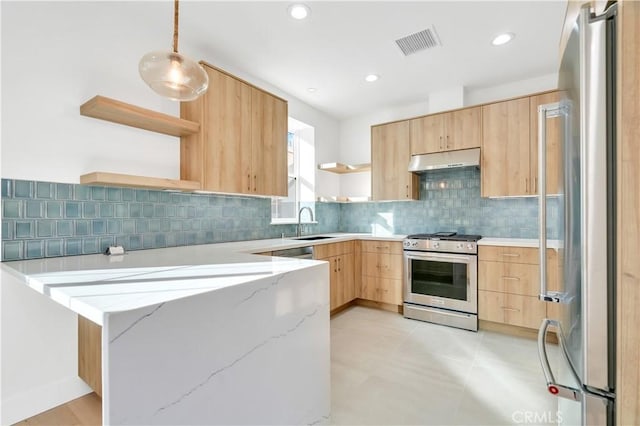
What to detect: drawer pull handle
<box><xmin>501</xmin><ymin>276</ymin><xmax>521</xmax><ymax>281</ymax></box>
<box><xmin>501</xmin><ymin>253</ymin><xmax>521</xmax><ymax>257</ymax></box>
<box><xmin>501</xmin><ymin>306</ymin><xmax>521</xmax><ymax>312</ymax></box>
<box><xmin>375</xmin><ymin>246</ymin><xmax>389</xmax><ymax>249</ymax></box>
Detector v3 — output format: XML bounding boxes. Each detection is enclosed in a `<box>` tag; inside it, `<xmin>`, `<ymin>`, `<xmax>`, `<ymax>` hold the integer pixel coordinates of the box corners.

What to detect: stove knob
<box><xmin>467</xmin><ymin>243</ymin><xmax>474</xmax><ymax>250</ymax></box>
<box><xmin>403</xmin><ymin>241</ymin><xmax>409</xmax><ymax>248</ymax></box>
<box><xmin>456</xmin><ymin>243</ymin><xmax>463</xmax><ymax>249</ymax></box>
<box><xmin>433</xmin><ymin>242</ymin><xmax>440</xmax><ymax>249</ymax></box>
<box><xmin>412</xmin><ymin>241</ymin><xmax>418</xmax><ymax>247</ymax></box>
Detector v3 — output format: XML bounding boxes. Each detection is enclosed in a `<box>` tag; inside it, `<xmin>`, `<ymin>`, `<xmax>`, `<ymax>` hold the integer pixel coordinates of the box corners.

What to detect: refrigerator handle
<box><xmin>538</xmin><ymin>103</ymin><xmax>564</xmax><ymax>303</ymax></box>
<box><xmin>537</xmin><ymin>318</ymin><xmax>582</xmax><ymax>401</ymax></box>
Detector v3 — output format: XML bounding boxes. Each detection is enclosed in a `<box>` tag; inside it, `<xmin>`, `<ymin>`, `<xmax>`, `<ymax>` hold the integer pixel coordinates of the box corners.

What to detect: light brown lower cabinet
<box><xmin>314</xmin><ymin>242</ymin><xmax>355</xmax><ymax>311</ymax></box>
<box><xmin>78</xmin><ymin>316</ymin><xmax>102</xmax><ymax>397</ymax></box>
<box><xmin>478</xmin><ymin>290</ymin><xmax>547</xmax><ymax>329</ymax></box>
<box><xmin>360</xmin><ymin>241</ymin><xmax>403</xmax><ymax>306</ymax></box>
<box><xmin>478</xmin><ymin>245</ymin><xmax>561</xmax><ymax>330</ymax></box>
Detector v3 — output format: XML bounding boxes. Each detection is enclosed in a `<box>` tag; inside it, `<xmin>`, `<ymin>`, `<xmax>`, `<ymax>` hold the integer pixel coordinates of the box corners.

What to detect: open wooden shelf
<box><xmin>80</xmin><ymin>95</ymin><xmax>200</xmax><ymax>137</ymax></box>
<box><xmin>317</xmin><ymin>162</ymin><xmax>371</xmax><ymax>174</ymax></box>
<box><xmin>80</xmin><ymin>172</ymin><xmax>201</xmax><ymax>191</ymax></box>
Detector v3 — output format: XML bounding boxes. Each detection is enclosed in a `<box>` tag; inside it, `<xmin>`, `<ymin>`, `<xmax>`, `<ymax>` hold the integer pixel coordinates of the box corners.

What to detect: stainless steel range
<box><xmin>403</xmin><ymin>232</ymin><xmax>481</xmax><ymax>331</ymax></box>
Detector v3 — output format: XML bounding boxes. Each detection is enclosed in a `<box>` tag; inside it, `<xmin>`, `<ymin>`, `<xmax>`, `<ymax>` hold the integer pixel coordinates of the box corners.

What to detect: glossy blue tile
<box><xmin>25</xmin><ymin>240</ymin><xmax>44</xmax><ymax>259</ymax></box>
<box><xmin>129</xmin><ymin>235</ymin><xmax>143</xmax><ymax>250</ymax></box>
<box><xmin>122</xmin><ymin>188</ymin><xmax>135</xmax><ymax>201</ymax></box>
<box><xmin>129</xmin><ymin>203</ymin><xmax>142</xmax><ymax>217</ymax></box>
<box><xmin>100</xmin><ymin>203</ymin><xmax>114</xmax><ymax>218</ymax></box>
<box><xmin>107</xmin><ymin>187</ymin><xmax>121</xmax><ymax>201</ymax></box>
<box><xmin>91</xmin><ymin>186</ymin><xmax>106</xmax><ymax>201</ymax></box>
<box><xmin>75</xmin><ymin>220</ymin><xmax>90</xmax><ymax>236</ymax></box>
<box><xmin>122</xmin><ymin>219</ymin><xmax>136</xmax><ymax>234</ymax></box>
<box><xmin>57</xmin><ymin>220</ymin><xmax>73</xmax><ymax>236</ymax></box>
<box><xmin>56</xmin><ymin>183</ymin><xmax>73</xmax><ymax>200</ymax></box>
<box><xmin>136</xmin><ymin>219</ymin><xmax>149</xmax><ymax>233</ymax></box>
<box><xmin>154</xmin><ymin>205</ymin><xmax>166</xmax><ymax>217</ymax></box>
<box><xmin>36</xmin><ymin>182</ymin><xmax>53</xmax><ymax>199</ymax></box>
<box><xmin>83</xmin><ymin>202</ymin><xmax>97</xmax><ymax>218</ymax></box>
<box><xmin>92</xmin><ymin>220</ymin><xmax>106</xmax><ymax>235</ymax></box>
<box><xmin>149</xmin><ymin>219</ymin><xmax>161</xmax><ymax>233</ymax></box>
<box><xmin>15</xmin><ymin>221</ymin><xmax>33</xmax><ymax>238</ymax></box>
<box><xmin>83</xmin><ymin>238</ymin><xmax>99</xmax><ymax>254</ymax></box>
<box><xmin>115</xmin><ymin>203</ymin><xmax>127</xmax><ymax>218</ymax></box>
<box><xmin>2</xmin><ymin>221</ymin><xmax>13</xmax><ymax>240</ymax></box>
<box><xmin>107</xmin><ymin>219</ymin><xmax>122</xmax><ymax>234</ymax></box>
<box><xmin>14</xmin><ymin>180</ymin><xmax>33</xmax><ymax>198</ymax></box>
<box><xmin>37</xmin><ymin>221</ymin><xmax>54</xmax><ymax>237</ymax></box>
<box><xmin>142</xmin><ymin>203</ymin><xmax>154</xmax><ymax>218</ymax></box>
<box><xmin>148</xmin><ymin>191</ymin><xmax>159</xmax><ymax>202</ymax></box>
<box><xmin>46</xmin><ymin>201</ymin><xmax>63</xmax><ymax>218</ymax></box>
<box><xmin>136</xmin><ymin>190</ymin><xmax>149</xmax><ymax>202</ymax></box>
<box><xmin>65</xmin><ymin>201</ymin><xmax>81</xmax><ymax>218</ymax></box>
<box><xmin>3</xmin><ymin>200</ymin><xmax>21</xmax><ymax>218</ymax></box>
<box><xmin>46</xmin><ymin>239</ymin><xmax>63</xmax><ymax>257</ymax></box>
<box><xmin>155</xmin><ymin>234</ymin><xmax>166</xmax><ymax>247</ymax></box>
<box><xmin>74</xmin><ymin>185</ymin><xmax>91</xmax><ymax>201</ymax></box>
<box><xmin>143</xmin><ymin>233</ymin><xmax>155</xmax><ymax>249</ymax></box>
<box><xmin>3</xmin><ymin>241</ymin><xmax>23</xmax><ymax>260</ymax></box>
<box><xmin>1</xmin><ymin>179</ymin><xmax>12</xmax><ymax>197</ymax></box>
<box><xmin>25</xmin><ymin>201</ymin><xmax>43</xmax><ymax>218</ymax></box>
<box><xmin>65</xmin><ymin>239</ymin><xmax>83</xmax><ymax>256</ymax></box>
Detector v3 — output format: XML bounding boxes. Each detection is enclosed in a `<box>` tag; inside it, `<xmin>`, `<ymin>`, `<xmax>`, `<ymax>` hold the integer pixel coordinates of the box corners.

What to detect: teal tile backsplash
<box><xmin>1</xmin><ymin>178</ymin><xmax>340</xmax><ymax>260</ymax></box>
<box><xmin>1</xmin><ymin>170</ymin><xmax>557</xmax><ymax>261</ymax></box>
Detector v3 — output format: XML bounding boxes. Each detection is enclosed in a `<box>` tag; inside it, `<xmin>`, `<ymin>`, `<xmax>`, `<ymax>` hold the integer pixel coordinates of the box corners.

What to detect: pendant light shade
<box><xmin>139</xmin><ymin>0</ymin><xmax>208</xmax><ymax>101</ymax></box>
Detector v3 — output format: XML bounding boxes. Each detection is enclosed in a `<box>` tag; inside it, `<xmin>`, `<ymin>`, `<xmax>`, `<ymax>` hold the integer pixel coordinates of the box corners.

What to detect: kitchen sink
<box><xmin>294</xmin><ymin>235</ymin><xmax>337</xmax><ymax>241</ymax></box>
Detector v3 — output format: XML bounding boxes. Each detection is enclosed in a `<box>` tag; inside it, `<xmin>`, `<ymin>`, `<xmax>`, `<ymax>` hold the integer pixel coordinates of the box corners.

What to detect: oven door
<box><xmin>404</xmin><ymin>251</ymin><xmax>477</xmax><ymax>314</ymax></box>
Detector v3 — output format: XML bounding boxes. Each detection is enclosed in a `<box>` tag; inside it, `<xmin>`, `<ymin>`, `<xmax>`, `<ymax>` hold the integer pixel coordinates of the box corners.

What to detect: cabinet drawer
<box><xmin>360</xmin><ymin>276</ymin><xmax>403</xmax><ymax>305</ymax></box>
<box><xmin>479</xmin><ymin>246</ymin><xmax>540</xmax><ymax>264</ymax></box>
<box><xmin>362</xmin><ymin>252</ymin><xmax>403</xmax><ymax>279</ymax></box>
<box><xmin>479</xmin><ymin>261</ymin><xmax>540</xmax><ymax>296</ymax></box>
<box><xmin>361</xmin><ymin>240</ymin><xmax>403</xmax><ymax>255</ymax></box>
<box><xmin>314</xmin><ymin>241</ymin><xmax>354</xmax><ymax>259</ymax></box>
<box><xmin>478</xmin><ymin>290</ymin><xmax>546</xmax><ymax>329</ymax></box>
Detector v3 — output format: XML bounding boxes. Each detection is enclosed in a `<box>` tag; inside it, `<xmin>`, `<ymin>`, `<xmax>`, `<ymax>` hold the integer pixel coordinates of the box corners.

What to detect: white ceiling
<box><xmin>145</xmin><ymin>1</ymin><xmax>567</xmax><ymax>119</ymax></box>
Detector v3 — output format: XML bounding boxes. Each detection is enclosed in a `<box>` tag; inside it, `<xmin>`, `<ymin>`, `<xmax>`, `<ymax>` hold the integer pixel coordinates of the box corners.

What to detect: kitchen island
<box><xmin>2</xmin><ymin>243</ymin><xmax>331</xmax><ymax>425</ymax></box>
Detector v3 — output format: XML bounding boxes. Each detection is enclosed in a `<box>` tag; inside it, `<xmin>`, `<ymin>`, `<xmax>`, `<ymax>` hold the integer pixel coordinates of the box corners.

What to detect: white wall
<box><xmin>0</xmin><ymin>1</ymin><xmax>340</xmax><ymax>197</ymax></box>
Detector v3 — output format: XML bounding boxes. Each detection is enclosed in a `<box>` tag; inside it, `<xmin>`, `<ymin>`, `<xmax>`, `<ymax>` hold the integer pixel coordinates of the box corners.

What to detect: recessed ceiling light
<box><xmin>307</xmin><ymin>87</ymin><xmax>317</xmax><ymax>93</ymax></box>
<box><xmin>491</xmin><ymin>33</ymin><xmax>515</xmax><ymax>46</ymax></box>
<box><xmin>365</xmin><ymin>74</ymin><xmax>379</xmax><ymax>83</ymax></box>
<box><xmin>288</xmin><ymin>4</ymin><xmax>310</xmax><ymax>20</ymax></box>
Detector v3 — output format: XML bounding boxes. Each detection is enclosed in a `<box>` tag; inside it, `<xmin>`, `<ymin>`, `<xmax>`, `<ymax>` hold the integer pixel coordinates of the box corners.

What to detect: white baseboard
<box><xmin>1</xmin><ymin>376</ymin><xmax>92</xmax><ymax>425</ymax></box>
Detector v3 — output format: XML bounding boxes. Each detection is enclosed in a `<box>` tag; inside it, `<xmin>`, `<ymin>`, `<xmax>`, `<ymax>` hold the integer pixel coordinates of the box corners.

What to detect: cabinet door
<box><xmin>328</xmin><ymin>256</ymin><xmax>339</xmax><ymax>310</ymax></box>
<box><xmin>446</xmin><ymin>106</ymin><xmax>482</xmax><ymax>151</ymax></box>
<box><xmin>530</xmin><ymin>92</ymin><xmax>562</xmax><ymax>195</ymax></box>
<box><xmin>410</xmin><ymin>114</ymin><xmax>444</xmax><ymax>154</ymax></box>
<box><xmin>199</xmin><ymin>67</ymin><xmax>252</xmax><ymax>193</ymax></box>
<box><xmin>481</xmin><ymin>98</ymin><xmax>531</xmax><ymax>197</ymax></box>
<box><xmin>479</xmin><ymin>261</ymin><xmax>540</xmax><ymax>296</ymax></box>
<box><xmin>371</xmin><ymin>121</ymin><xmax>418</xmax><ymax>201</ymax></box>
<box><xmin>251</xmin><ymin>89</ymin><xmax>288</xmax><ymax>196</ymax></box>
<box><xmin>338</xmin><ymin>253</ymin><xmax>355</xmax><ymax>305</ymax></box>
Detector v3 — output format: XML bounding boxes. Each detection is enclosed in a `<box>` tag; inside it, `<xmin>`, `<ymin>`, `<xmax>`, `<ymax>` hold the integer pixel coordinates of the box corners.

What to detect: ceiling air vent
<box><xmin>395</xmin><ymin>26</ymin><xmax>442</xmax><ymax>56</ymax></box>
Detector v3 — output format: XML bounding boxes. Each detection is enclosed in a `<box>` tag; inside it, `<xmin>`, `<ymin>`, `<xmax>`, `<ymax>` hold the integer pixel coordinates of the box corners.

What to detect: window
<box><xmin>271</xmin><ymin>118</ymin><xmax>315</xmax><ymax>223</ymax></box>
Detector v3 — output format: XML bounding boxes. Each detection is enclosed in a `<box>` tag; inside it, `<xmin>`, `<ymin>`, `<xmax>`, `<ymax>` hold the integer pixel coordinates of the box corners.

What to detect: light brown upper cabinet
<box><xmin>481</xmin><ymin>97</ymin><xmax>531</xmax><ymax>197</ymax></box>
<box><xmin>371</xmin><ymin>121</ymin><xmax>419</xmax><ymax>201</ymax></box>
<box><xmin>181</xmin><ymin>62</ymin><xmax>288</xmax><ymax>197</ymax></box>
<box><xmin>481</xmin><ymin>91</ymin><xmax>561</xmax><ymax>197</ymax></box>
<box><xmin>410</xmin><ymin>106</ymin><xmax>482</xmax><ymax>155</ymax></box>
<box><xmin>530</xmin><ymin>91</ymin><xmax>562</xmax><ymax>195</ymax></box>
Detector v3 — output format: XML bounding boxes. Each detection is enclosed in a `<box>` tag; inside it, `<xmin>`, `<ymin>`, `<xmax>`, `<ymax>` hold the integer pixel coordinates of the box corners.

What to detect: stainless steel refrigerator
<box><xmin>537</xmin><ymin>3</ymin><xmax>617</xmax><ymax>425</ymax></box>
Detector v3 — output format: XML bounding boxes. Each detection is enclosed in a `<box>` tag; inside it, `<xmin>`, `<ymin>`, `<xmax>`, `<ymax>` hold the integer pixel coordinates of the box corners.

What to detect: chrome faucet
<box><xmin>297</xmin><ymin>206</ymin><xmax>314</xmax><ymax>237</ymax></box>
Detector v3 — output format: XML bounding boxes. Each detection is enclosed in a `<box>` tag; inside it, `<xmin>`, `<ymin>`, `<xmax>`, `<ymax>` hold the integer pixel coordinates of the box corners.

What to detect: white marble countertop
<box><xmin>0</xmin><ymin>233</ymin><xmax>405</xmax><ymax>325</ymax></box>
<box><xmin>478</xmin><ymin>237</ymin><xmax>563</xmax><ymax>249</ymax></box>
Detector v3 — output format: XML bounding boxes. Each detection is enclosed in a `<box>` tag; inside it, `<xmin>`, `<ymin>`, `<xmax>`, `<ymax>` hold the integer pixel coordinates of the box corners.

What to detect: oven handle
<box><xmin>404</xmin><ymin>251</ymin><xmax>476</xmax><ymax>263</ymax></box>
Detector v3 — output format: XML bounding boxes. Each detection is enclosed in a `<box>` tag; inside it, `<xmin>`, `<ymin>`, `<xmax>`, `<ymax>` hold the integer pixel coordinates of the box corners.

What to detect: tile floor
<box><xmin>330</xmin><ymin>306</ymin><xmax>561</xmax><ymax>425</ymax></box>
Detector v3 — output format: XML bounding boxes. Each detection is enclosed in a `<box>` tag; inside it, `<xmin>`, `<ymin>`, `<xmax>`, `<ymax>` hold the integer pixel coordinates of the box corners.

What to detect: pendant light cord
<box><xmin>173</xmin><ymin>0</ymin><xmax>179</xmax><ymax>53</ymax></box>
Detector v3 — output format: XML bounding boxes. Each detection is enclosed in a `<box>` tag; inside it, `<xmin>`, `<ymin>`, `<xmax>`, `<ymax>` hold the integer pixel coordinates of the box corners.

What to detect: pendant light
<box><xmin>139</xmin><ymin>0</ymin><xmax>209</xmax><ymax>101</ymax></box>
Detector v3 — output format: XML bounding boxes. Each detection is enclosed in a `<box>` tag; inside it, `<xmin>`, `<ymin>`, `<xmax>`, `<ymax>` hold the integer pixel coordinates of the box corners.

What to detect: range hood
<box><xmin>408</xmin><ymin>147</ymin><xmax>480</xmax><ymax>172</ymax></box>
